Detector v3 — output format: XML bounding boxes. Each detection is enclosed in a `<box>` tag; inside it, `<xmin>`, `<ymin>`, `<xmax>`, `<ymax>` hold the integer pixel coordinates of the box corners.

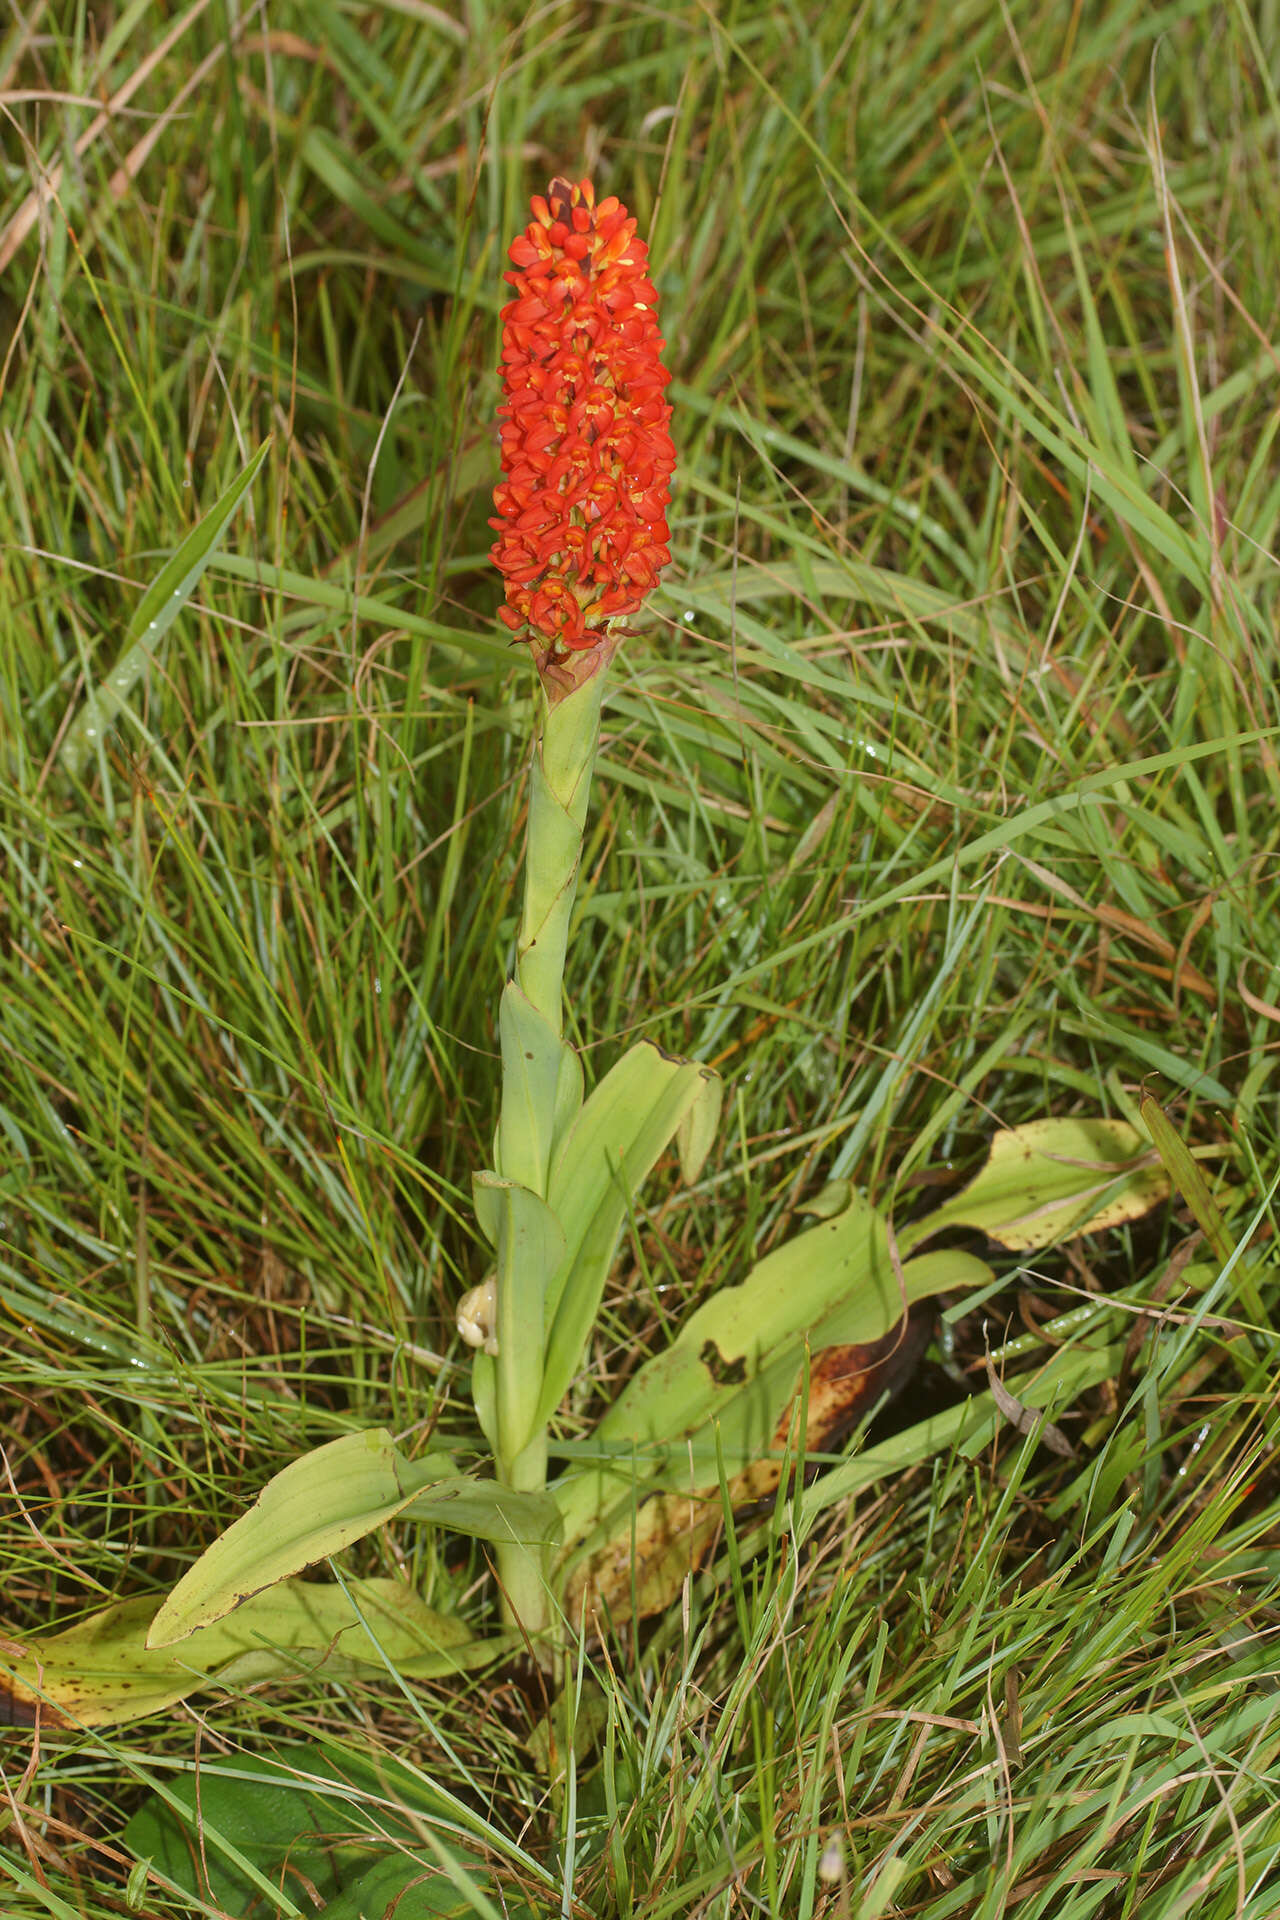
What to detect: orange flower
<box><xmin>490</xmin><ymin>177</ymin><xmax>675</xmax><ymax>662</ymax></box>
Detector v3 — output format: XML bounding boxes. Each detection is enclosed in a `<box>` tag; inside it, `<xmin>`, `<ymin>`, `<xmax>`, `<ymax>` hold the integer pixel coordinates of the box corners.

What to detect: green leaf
<box><xmin>403</xmin><ymin>1477</ymin><xmax>563</xmax><ymax>1551</ymax></box>
<box><xmin>1</xmin><ymin>1578</ymin><xmax>487</xmax><ymax>1729</ymax></box>
<box><xmin>552</xmin><ymin>1190</ymin><xmax>986</xmax><ymax>1554</ymax></box>
<box><xmin>535</xmin><ymin>1041</ymin><xmax>722</xmax><ymax>1428</ymax></box>
<box><xmin>471</xmin><ymin>1349</ymin><xmax>498</xmax><ymax>1453</ymax></box>
<box><xmin>496</xmin><ymin>980</ymin><xmax>566</xmax><ymax>1193</ymax></box>
<box><xmin>557</xmin><ymin>1240</ymin><xmax>994</xmax><ymax>1624</ymax></box>
<box><xmin>897</xmin><ymin>1117</ymin><xmax>1170</xmax><ymax>1255</ymax></box>
<box><xmin>553</xmin><ymin>1039</ymin><xmax>585</xmax><ymax>1152</ymax></box>
<box><xmin>593</xmin><ymin>1188</ymin><xmax>894</xmax><ymax>1453</ymax></box>
<box><xmin>146</xmin><ymin>1433</ymin><xmax>561</xmax><ymax>1652</ymax></box>
<box><xmin>321</xmin><ymin>1856</ymin><xmax>512</xmax><ymax>1920</ymax></box>
<box><xmin>123</xmin><ymin>1742</ymin><xmax>539</xmax><ymax>1920</ymax></box>
<box><xmin>677</xmin><ymin>1065</ymin><xmax>722</xmax><ymax>1182</ymax></box>
<box><xmin>60</xmin><ymin>440</ymin><xmax>272</xmax><ymax>778</ymax></box>
<box><xmin>473</xmin><ymin>1172</ymin><xmax>565</xmax><ymax>1467</ymax></box>
<box><xmin>148</xmin><ymin>1430</ymin><xmax>453</xmax><ymax>1646</ymax></box>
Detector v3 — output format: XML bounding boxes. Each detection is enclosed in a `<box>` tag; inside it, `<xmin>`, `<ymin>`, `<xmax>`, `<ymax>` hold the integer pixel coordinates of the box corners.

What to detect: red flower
<box><xmin>490</xmin><ymin>177</ymin><xmax>675</xmax><ymax>663</ymax></box>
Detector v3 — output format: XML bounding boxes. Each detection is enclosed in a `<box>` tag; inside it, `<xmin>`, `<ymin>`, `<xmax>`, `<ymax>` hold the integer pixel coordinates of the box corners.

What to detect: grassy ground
<box><xmin>4</xmin><ymin>0</ymin><xmax>1280</xmax><ymax>1913</ymax></box>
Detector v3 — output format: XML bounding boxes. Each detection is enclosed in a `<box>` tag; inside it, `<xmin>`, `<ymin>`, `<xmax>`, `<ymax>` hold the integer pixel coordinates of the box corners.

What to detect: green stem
<box><xmin>495</xmin><ymin>668</ymin><xmax>606</xmax><ymax>1200</ymax></box>
<box><xmin>516</xmin><ymin>670</ymin><xmax>607</xmax><ymax>1042</ymax></box>
<box><xmin>489</xmin><ymin>662</ymin><xmax>610</xmax><ymax>1646</ymax></box>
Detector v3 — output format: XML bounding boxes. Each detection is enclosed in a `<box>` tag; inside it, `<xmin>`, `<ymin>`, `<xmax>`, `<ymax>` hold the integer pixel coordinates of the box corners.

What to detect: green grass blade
<box><xmin>60</xmin><ymin>439</ymin><xmax>272</xmax><ymax>777</ymax></box>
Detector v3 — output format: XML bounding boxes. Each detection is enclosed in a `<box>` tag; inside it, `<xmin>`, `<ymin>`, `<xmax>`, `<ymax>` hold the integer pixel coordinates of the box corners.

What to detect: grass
<box><xmin>4</xmin><ymin>0</ymin><xmax>1280</xmax><ymax>1912</ymax></box>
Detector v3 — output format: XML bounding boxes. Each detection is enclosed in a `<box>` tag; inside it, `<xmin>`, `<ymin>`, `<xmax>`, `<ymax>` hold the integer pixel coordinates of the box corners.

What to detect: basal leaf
<box><xmin>677</xmin><ymin>1067</ymin><xmax>723</xmax><ymax>1183</ymax></box>
<box><xmin>123</xmin><ymin>1744</ymin><xmax>532</xmax><ymax>1920</ymax></box>
<box><xmin>552</xmin><ymin>1188</ymin><xmax>990</xmax><ymax>1556</ymax></box>
<box><xmin>1</xmin><ymin>1578</ymin><xmax>486</xmax><ymax>1730</ymax></box>
<box><xmin>897</xmin><ymin>1117</ymin><xmax>1170</xmax><ymax>1254</ymax></box>
<box><xmin>403</xmin><ymin>1478</ymin><xmax>563</xmax><ymax>1551</ymax></box>
<box><xmin>148</xmin><ymin>1431</ymin><xmax>453</xmax><ymax>1647</ymax></box>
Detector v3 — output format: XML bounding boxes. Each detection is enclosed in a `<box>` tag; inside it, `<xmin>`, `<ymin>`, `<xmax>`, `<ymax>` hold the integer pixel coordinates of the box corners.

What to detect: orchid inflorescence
<box><xmin>489</xmin><ymin>176</ymin><xmax>675</xmax><ymax>666</ymax></box>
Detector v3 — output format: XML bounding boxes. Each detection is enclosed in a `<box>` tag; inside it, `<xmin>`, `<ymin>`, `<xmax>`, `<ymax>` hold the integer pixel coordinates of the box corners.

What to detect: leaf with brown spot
<box><xmin>561</xmin><ymin>1307</ymin><xmax>938</xmax><ymax>1627</ymax></box>
<box><xmin>549</xmin><ymin>1188</ymin><xmax>990</xmax><ymax>1626</ymax></box>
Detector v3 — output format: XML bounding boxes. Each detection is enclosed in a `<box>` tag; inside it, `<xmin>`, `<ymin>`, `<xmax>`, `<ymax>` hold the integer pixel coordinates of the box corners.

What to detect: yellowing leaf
<box><xmin>899</xmin><ymin>1117</ymin><xmax>1169</xmax><ymax>1254</ymax></box>
<box><xmin>1</xmin><ymin>1578</ymin><xmax>487</xmax><ymax>1730</ymax></box>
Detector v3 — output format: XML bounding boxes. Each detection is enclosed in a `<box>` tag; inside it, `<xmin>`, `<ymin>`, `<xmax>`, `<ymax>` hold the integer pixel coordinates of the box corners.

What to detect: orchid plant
<box><xmin>2</xmin><ymin>179</ymin><xmax>1176</xmax><ymax>1733</ymax></box>
<box><xmin>455</xmin><ymin>177</ymin><xmax>690</xmax><ymax>1641</ymax></box>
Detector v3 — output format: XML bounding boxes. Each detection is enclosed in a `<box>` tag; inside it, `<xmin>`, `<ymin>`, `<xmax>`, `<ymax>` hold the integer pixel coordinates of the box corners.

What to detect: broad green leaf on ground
<box><xmin>321</xmin><ymin>1857</ymin><xmax>520</xmax><ymax>1920</ymax></box>
<box><xmin>1</xmin><ymin>1578</ymin><xmax>488</xmax><ymax>1729</ymax></box>
<box><xmin>536</xmin><ymin>1041</ymin><xmax>722</xmax><ymax>1428</ymax></box>
<box><xmin>148</xmin><ymin>1431</ymin><xmax>456</xmax><ymax>1646</ymax></box>
<box><xmin>147</xmin><ymin>1432</ymin><xmax>562</xmax><ymax>1651</ymax></box>
<box><xmin>123</xmin><ymin>1743</ymin><xmax>543</xmax><ymax>1920</ymax></box>
<box><xmin>552</xmin><ymin>1188</ymin><xmax>992</xmax><ymax>1557</ymax></box>
<box><xmin>897</xmin><ymin>1118</ymin><xmax>1171</xmax><ymax>1255</ymax></box>
<box><xmin>60</xmin><ymin>440</ymin><xmax>271</xmax><ymax>778</ymax></box>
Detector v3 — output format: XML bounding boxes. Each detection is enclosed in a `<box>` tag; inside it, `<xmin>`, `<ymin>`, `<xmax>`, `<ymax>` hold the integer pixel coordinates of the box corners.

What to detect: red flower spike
<box><xmin>490</xmin><ymin>176</ymin><xmax>675</xmax><ymax>673</ymax></box>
